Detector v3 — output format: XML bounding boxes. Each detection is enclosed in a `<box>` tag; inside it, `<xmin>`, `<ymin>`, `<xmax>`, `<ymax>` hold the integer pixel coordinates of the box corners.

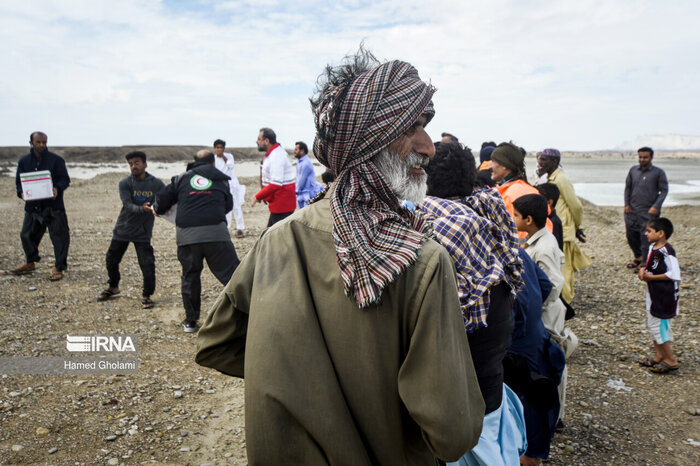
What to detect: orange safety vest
<box><xmin>496</xmin><ymin>179</ymin><xmax>553</xmax><ymax>238</ymax></box>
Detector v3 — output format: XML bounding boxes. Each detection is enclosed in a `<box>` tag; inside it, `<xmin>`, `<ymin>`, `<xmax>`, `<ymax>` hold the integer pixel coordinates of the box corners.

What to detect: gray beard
<box><xmin>373</xmin><ymin>148</ymin><xmax>428</xmax><ymax>204</ymax></box>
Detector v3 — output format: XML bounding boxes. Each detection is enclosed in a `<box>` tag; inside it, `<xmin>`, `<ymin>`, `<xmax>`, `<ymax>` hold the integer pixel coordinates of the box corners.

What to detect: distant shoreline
<box><xmin>1</xmin><ymin>145</ymin><xmax>699</xmax><ymax>163</ymax></box>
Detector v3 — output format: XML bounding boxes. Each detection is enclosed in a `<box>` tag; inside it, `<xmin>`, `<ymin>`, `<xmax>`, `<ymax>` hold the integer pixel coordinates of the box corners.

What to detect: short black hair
<box><xmin>29</xmin><ymin>131</ymin><xmax>46</xmax><ymax>143</ymax></box>
<box><xmin>125</xmin><ymin>151</ymin><xmax>147</xmax><ymax>163</ymax></box>
<box><xmin>295</xmin><ymin>141</ymin><xmax>308</xmax><ymax>154</ymax></box>
<box><xmin>648</xmin><ymin>217</ymin><xmax>673</xmax><ymax>239</ymax></box>
<box><xmin>537</xmin><ymin>183</ymin><xmax>560</xmax><ymax>205</ymax></box>
<box><xmin>426</xmin><ymin>141</ymin><xmax>476</xmax><ymax>198</ymax></box>
<box><xmin>260</xmin><ymin>127</ymin><xmax>277</xmax><ymax>145</ymax></box>
<box><xmin>513</xmin><ymin>194</ymin><xmax>548</xmax><ymax>229</ymax></box>
<box><xmin>321</xmin><ymin>169</ymin><xmax>336</xmax><ymax>184</ymax></box>
<box><xmin>475</xmin><ymin>169</ymin><xmax>496</xmax><ymax>188</ymax></box>
<box><xmin>441</xmin><ymin>132</ymin><xmax>458</xmax><ymax>143</ymax></box>
<box><xmin>638</xmin><ymin>146</ymin><xmax>654</xmax><ymax>158</ymax></box>
<box><xmin>213</xmin><ymin>139</ymin><xmax>226</xmax><ymax>147</ymax></box>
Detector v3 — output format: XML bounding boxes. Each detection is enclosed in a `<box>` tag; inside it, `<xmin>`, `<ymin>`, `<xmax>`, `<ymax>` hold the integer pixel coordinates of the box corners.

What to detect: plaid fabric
<box><xmin>418</xmin><ymin>188</ymin><xmax>524</xmax><ymax>332</ymax></box>
<box><xmin>312</xmin><ymin>60</ymin><xmax>436</xmax><ymax>308</ymax></box>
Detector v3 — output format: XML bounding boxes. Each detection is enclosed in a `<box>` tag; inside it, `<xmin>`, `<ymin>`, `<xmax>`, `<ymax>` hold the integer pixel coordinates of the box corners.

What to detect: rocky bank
<box><xmin>0</xmin><ymin>172</ymin><xmax>698</xmax><ymax>465</ymax></box>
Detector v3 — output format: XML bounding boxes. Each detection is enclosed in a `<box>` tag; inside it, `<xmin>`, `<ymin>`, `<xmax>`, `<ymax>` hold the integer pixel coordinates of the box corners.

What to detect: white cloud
<box><xmin>0</xmin><ymin>0</ymin><xmax>698</xmax><ymax>150</ymax></box>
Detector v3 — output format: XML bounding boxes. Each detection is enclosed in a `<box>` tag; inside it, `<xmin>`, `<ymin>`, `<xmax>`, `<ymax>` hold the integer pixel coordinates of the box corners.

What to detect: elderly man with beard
<box><xmin>196</xmin><ymin>49</ymin><xmax>484</xmax><ymax>464</ymax></box>
<box><xmin>535</xmin><ymin>148</ymin><xmax>591</xmax><ymax>304</ymax></box>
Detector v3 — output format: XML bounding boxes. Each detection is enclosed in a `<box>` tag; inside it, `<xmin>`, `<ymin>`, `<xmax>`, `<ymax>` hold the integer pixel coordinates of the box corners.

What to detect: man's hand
<box><xmin>52</xmin><ymin>187</ymin><xmax>58</xmax><ymax>199</ymax></box>
<box><xmin>648</xmin><ymin>206</ymin><xmax>659</xmax><ymax>216</ymax></box>
<box><xmin>624</xmin><ymin>205</ymin><xmax>631</xmax><ymax>214</ymax></box>
<box><xmin>575</xmin><ymin>229</ymin><xmax>586</xmax><ymax>243</ymax></box>
<box><xmin>142</xmin><ymin>202</ymin><xmax>154</xmax><ymax>214</ymax></box>
<box><xmin>21</xmin><ymin>192</ymin><xmax>25</xmax><ymax>201</ymax></box>
<box><xmin>251</xmin><ymin>197</ymin><xmax>259</xmax><ymax>207</ymax></box>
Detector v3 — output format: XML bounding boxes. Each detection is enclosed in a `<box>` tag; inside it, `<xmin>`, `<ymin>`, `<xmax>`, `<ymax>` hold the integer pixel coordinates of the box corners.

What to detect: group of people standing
<box><xmin>193</xmin><ymin>50</ymin><xmax>597</xmax><ymax>465</ymax></box>
<box><xmin>12</xmin><ymin>132</ymin><xmax>325</xmax><ymax>333</ymax></box>
<box><xmin>12</xmin><ymin>49</ymin><xmax>681</xmax><ymax>465</ymax></box>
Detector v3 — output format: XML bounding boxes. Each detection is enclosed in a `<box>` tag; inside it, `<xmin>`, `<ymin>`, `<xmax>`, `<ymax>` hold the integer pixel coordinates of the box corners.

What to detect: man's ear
<box><xmin>524</xmin><ymin>215</ymin><xmax>534</xmax><ymax>226</ymax></box>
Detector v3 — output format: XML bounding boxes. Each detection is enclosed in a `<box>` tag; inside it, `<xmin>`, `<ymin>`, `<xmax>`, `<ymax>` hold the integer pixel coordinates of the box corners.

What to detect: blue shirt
<box><xmin>295</xmin><ymin>155</ymin><xmax>323</xmax><ymax>208</ymax></box>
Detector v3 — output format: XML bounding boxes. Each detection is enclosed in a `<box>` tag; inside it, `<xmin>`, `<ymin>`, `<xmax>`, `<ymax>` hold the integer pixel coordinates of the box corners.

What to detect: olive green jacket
<box><xmin>196</xmin><ymin>197</ymin><xmax>484</xmax><ymax>465</ymax></box>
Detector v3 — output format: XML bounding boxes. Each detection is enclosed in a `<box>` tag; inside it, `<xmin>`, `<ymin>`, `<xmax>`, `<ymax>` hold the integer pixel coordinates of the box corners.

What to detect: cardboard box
<box><xmin>20</xmin><ymin>171</ymin><xmax>54</xmax><ymax>201</ymax></box>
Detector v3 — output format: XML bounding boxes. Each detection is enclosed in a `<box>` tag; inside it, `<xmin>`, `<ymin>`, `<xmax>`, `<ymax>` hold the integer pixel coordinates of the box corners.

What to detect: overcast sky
<box><xmin>1</xmin><ymin>0</ymin><xmax>699</xmax><ymax>151</ymax></box>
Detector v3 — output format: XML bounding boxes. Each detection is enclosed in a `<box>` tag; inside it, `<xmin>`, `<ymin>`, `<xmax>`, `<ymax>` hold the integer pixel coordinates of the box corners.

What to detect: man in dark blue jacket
<box><xmin>13</xmin><ymin>131</ymin><xmax>71</xmax><ymax>281</ymax></box>
<box><xmin>154</xmin><ymin>150</ymin><xmax>240</xmax><ymax>332</ymax></box>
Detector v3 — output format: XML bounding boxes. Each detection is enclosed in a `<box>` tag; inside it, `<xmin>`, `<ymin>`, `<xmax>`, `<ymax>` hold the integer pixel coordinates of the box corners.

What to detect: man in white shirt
<box><xmin>213</xmin><ymin>139</ymin><xmax>246</xmax><ymax>238</ymax></box>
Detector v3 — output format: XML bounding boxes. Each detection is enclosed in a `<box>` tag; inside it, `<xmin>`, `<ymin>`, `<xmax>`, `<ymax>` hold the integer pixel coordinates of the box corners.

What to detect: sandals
<box><xmin>555</xmin><ymin>419</ymin><xmax>565</xmax><ymax>433</ymax></box>
<box><xmin>49</xmin><ymin>268</ymin><xmax>64</xmax><ymax>281</ymax></box>
<box><xmin>142</xmin><ymin>297</ymin><xmax>155</xmax><ymax>309</ymax></box>
<box><xmin>626</xmin><ymin>258</ymin><xmax>642</xmax><ymax>269</ymax></box>
<box><xmin>97</xmin><ymin>289</ymin><xmax>120</xmax><ymax>301</ymax></box>
<box><xmin>649</xmin><ymin>361</ymin><xmax>680</xmax><ymax>374</ymax></box>
<box><xmin>639</xmin><ymin>357</ymin><xmax>661</xmax><ymax>368</ymax></box>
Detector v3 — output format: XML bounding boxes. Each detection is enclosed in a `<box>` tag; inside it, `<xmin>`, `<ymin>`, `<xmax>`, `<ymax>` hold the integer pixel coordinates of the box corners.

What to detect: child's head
<box><xmin>321</xmin><ymin>169</ymin><xmax>336</xmax><ymax>185</ymax></box>
<box><xmin>646</xmin><ymin>217</ymin><xmax>673</xmax><ymax>241</ymax></box>
<box><xmin>536</xmin><ymin>183</ymin><xmax>560</xmax><ymax>208</ymax></box>
<box><xmin>512</xmin><ymin>194</ymin><xmax>548</xmax><ymax>231</ymax></box>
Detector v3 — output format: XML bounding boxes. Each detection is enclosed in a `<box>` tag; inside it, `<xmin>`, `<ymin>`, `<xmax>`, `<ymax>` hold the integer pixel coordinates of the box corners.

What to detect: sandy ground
<box><xmin>0</xmin><ymin>171</ymin><xmax>698</xmax><ymax>465</ymax></box>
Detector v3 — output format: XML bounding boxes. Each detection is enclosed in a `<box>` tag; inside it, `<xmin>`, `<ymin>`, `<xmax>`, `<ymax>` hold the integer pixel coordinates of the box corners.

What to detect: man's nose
<box><xmin>413</xmin><ymin>128</ymin><xmax>435</xmax><ymax>158</ymax></box>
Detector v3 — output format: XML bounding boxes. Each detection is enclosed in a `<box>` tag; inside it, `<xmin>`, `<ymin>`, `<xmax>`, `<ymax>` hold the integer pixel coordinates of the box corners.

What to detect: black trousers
<box><xmin>467</xmin><ymin>281</ymin><xmax>514</xmax><ymax>414</ymax></box>
<box><xmin>267</xmin><ymin>211</ymin><xmax>294</xmax><ymax>228</ymax></box>
<box><xmin>177</xmin><ymin>241</ymin><xmax>240</xmax><ymax>322</ymax></box>
<box><xmin>106</xmin><ymin>239</ymin><xmax>156</xmax><ymax>297</ymax></box>
<box><xmin>20</xmin><ymin>208</ymin><xmax>70</xmax><ymax>271</ymax></box>
<box><xmin>624</xmin><ymin>211</ymin><xmax>655</xmax><ymax>259</ymax></box>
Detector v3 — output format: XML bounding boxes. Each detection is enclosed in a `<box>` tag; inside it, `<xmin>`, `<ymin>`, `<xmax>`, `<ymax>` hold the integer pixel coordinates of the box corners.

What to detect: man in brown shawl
<box><xmin>195</xmin><ymin>49</ymin><xmax>484</xmax><ymax>464</ymax></box>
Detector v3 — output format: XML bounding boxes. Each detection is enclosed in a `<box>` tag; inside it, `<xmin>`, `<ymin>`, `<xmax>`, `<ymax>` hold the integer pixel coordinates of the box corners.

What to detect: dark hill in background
<box><xmin>0</xmin><ymin>146</ymin><xmax>273</xmax><ymax>163</ymax></box>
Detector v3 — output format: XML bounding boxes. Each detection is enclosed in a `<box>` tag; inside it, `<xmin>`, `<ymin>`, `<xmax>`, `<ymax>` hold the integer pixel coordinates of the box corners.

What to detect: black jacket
<box><xmin>154</xmin><ymin>161</ymin><xmax>232</xmax><ymax>228</ymax></box>
<box><xmin>15</xmin><ymin>150</ymin><xmax>71</xmax><ymax>212</ymax></box>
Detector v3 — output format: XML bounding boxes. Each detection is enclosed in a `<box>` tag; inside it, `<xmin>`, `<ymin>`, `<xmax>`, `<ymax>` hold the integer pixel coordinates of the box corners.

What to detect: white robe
<box><xmin>215</xmin><ymin>152</ymin><xmax>246</xmax><ymax>230</ymax></box>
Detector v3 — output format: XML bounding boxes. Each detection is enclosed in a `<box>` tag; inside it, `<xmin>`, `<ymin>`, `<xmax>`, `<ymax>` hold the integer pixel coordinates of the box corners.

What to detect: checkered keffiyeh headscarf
<box><xmin>312</xmin><ymin>60</ymin><xmax>436</xmax><ymax>308</ymax></box>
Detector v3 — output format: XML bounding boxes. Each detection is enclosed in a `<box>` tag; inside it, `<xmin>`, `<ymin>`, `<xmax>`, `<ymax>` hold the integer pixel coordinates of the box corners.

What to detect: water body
<box><xmin>524</xmin><ymin>158</ymin><xmax>700</xmax><ymax>206</ymax></box>
<box><xmin>3</xmin><ymin>160</ymin><xmax>328</xmax><ymax>180</ymax></box>
<box><xmin>5</xmin><ymin>157</ymin><xmax>700</xmax><ymax>206</ymax></box>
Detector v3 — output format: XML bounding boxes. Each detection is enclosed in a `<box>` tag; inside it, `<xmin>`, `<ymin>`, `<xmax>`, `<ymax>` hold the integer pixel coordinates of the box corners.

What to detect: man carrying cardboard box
<box><xmin>13</xmin><ymin>131</ymin><xmax>71</xmax><ymax>281</ymax></box>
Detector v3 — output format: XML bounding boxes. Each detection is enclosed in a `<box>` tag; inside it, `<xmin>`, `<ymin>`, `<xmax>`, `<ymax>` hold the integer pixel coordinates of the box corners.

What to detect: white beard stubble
<box><xmin>372</xmin><ymin>148</ymin><xmax>428</xmax><ymax>204</ymax></box>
